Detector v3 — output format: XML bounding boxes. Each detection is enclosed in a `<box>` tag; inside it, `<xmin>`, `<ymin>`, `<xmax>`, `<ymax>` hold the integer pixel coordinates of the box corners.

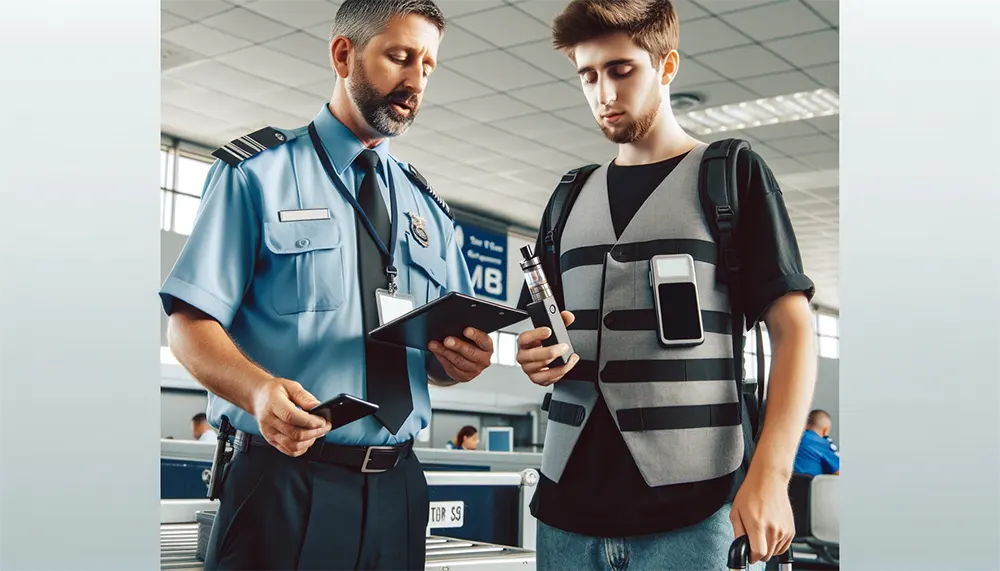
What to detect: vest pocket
<box><xmin>263</xmin><ymin>220</ymin><xmax>345</xmax><ymax>315</ymax></box>
<box><xmin>546</xmin><ymin>400</ymin><xmax>586</xmax><ymax>427</ymax></box>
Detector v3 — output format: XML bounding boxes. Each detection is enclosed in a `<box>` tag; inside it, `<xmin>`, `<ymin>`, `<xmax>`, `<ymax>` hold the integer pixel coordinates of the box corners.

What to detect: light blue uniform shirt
<box><xmin>159</xmin><ymin>105</ymin><xmax>474</xmax><ymax>446</ymax></box>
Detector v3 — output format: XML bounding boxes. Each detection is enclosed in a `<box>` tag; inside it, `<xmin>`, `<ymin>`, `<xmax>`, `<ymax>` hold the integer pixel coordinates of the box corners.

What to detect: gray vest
<box><xmin>540</xmin><ymin>144</ymin><xmax>745</xmax><ymax>487</ymax></box>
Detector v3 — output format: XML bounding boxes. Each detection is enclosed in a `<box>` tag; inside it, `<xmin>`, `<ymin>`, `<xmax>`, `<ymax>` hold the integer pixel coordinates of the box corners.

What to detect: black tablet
<box><xmin>369</xmin><ymin>292</ymin><xmax>529</xmax><ymax>351</ymax></box>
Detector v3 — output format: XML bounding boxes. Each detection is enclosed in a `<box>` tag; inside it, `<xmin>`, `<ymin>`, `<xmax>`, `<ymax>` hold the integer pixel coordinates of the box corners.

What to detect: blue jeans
<box><xmin>535</xmin><ymin>503</ymin><xmax>765</xmax><ymax>571</ymax></box>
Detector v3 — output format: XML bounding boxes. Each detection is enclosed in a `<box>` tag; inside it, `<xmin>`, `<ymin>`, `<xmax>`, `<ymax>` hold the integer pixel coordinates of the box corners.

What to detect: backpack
<box><xmin>522</xmin><ymin>139</ymin><xmax>767</xmax><ymax>462</ymax></box>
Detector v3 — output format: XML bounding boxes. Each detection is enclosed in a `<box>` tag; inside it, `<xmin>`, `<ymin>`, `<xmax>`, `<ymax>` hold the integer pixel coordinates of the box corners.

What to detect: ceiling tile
<box><xmin>507</xmin><ymin>40</ymin><xmax>578</xmax><ymax>80</ymax></box>
<box><xmin>162</xmin><ymin>0</ymin><xmax>232</xmax><ymax>20</ymax></box>
<box><xmin>162</xmin><ymin>103</ymin><xmax>238</xmax><ymax>137</ymax></box>
<box><xmin>767</xmin><ymin>133</ymin><xmax>837</xmax><ymax>155</ymax></box>
<box><xmin>161</xmin><ymin>11</ymin><xmax>191</xmax><ymax>33</ymax></box>
<box><xmin>764</xmin><ymin>29</ymin><xmax>839</xmax><ymax>68</ymax></box>
<box><xmin>517</xmin><ymin>148</ymin><xmax>587</xmax><ymax>172</ymax></box>
<box><xmin>454</xmin><ymin>6</ymin><xmax>551</xmax><ymax>47</ymax></box>
<box><xmin>506</xmin><ymin>81</ymin><xmax>584</xmax><ymax>111</ymax></box>
<box><xmin>449</xmin><ymin>93</ymin><xmax>536</xmax><ymax>121</ymax></box>
<box><xmin>808</xmin><ymin>187</ymin><xmax>839</xmax><ymax>202</ymax></box>
<box><xmin>403</xmin><ymin>132</ymin><xmax>493</xmax><ymax>162</ymax></box>
<box><xmin>673</xmin><ymin>0</ymin><xmax>712</xmax><ymax>21</ymax></box>
<box><xmin>434</xmin><ymin>0</ymin><xmax>506</xmax><ymax>19</ymax></box>
<box><xmin>510</xmin><ymin>0</ymin><xmax>567</xmax><ymax>24</ymax></box>
<box><xmin>677</xmin><ymin>17</ymin><xmax>753</xmax><ymax>55</ymax></box>
<box><xmin>446</xmin><ymin>124</ymin><xmax>537</xmax><ymax>153</ymax></box>
<box><xmin>411</xmin><ymin>106</ymin><xmax>480</xmax><ymax>131</ymax></box>
<box><xmin>743</xmin><ymin>120</ymin><xmax>821</xmax><ymax>141</ymax></box>
<box><xmin>803</xmin><ymin>63</ymin><xmax>839</xmax><ymax>89</ymax></box>
<box><xmin>164</xmin><ymin>84</ymin><xmax>280</xmax><ymax>127</ymax></box>
<box><xmin>161</xmin><ymin>40</ymin><xmax>206</xmax><ymax>71</ymax></box>
<box><xmin>494</xmin><ymin>112</ymin><xmax>577</xmax><ymax>138</ymax></box>
<box><xmin>242</xmin><ymin>0</ymin><xmax>338</xmax><ymax>29</ymax></box>
<box><xmin>217</xmin><ymin>46</ymin><xmax>332</xmax><ymax>87</ymax></box>
<box><xmin>439</xmin><ymin>25</ymin><xmax>493</xmax><ymax>59</ymax></box>
<box><xmin>747</xmin><ymin>142</ymin><xmax>790</xmax><ymax>162</ymax></box>
<box><xmin>695</xmin><ymin>0</ymin><xmax>786</xmax><ymax>15</ymax></box>
<box><xmin>695</xmin><ymin>44</ymin><xmax>793</xmax><ymax>79</ymax></box>
<box><xmin>803</xmin><ymin>0</ymin><xmax>839</xmax><ymax>26</ymax></box>
<box><xmin>165</xmin><ymin>60</ymin><xmax>286</xmax><ymax>96</ymax></box>
<box><xmin>721</xmin><ymin>1</ymin><xmax>830</xmax><ymax>42</ymax></box>
<box><xmin>685</xmin><ymin>80</ymin><xmax>759</xmax><ymax>106</ymax></box>
<box><xmin>421</xmin><ymin>67</ymin><xmax>493</xmax><ymax>105</ymax></box>
<box><xmin>672</xmin><ymin>57</ymin><xmax>726</xmax><ymax>88</ymax></box>
<box><xmin>806</xmin><ymin>114</ymin><xmax>839</xmax><ymax>133</ymax></box>
<box><xmin>796</xmin><ymin>151</ymin><xmax>839</xmax><ymax>170</ymax></box>
<box><xmin>738</xmin><ymin>70</ymin><xmax>822</xmax><ymax>98</ymax></box>
<box><xmin>304</xmin><ymin>22</ymin><xmax>331</xmax><ymax>40</ymax></box>
<box><xmin>563</xmin><ymin>141</ymin><xmax>616</xmax><ymax>164</ymax></box>
<box><xmin>163</xmin><ymin>23</ymin><xmax>253</xmax><ymax>57</ymax></box>
<box><xmin>265</xmin><ymin>32</ymin><xmax>332</xmax><ymax>70</ymax></box>
<box><xmin>239</xmin><ymin>87</ymin><xmax>326</xmax><ymax>119</ymax></box>
<box><xmin>247</xmin><ymin>106</ymin><xmax>314</xmax><ymax>130</ymax></box>
<box><xmin>298</xmin><ymin>77</ymin><xmax>337</xmax><ymax>98</ymax></box>
<box><xmin>201</xmin><ymin>7</ymin><xmax>295</xmax><ymax>42</ymax></box>
<box><xmin>759</xmin><ymin>156</ymin><xmax>810</xmax><ymax>175</ymax></box>
<box><xmin>470</xmin><ymin>154</ymin><xmax>529</xmax><ymax>175</ymax></box>
<box><xmin>553</xmin><ymin>105</ymin><xmax>600</xmax><ymax>130</ymax></box>
<box><xmin>445</xmin><ymin>51</ymin><xmax>553</xmax><ymax>90</ymax></box>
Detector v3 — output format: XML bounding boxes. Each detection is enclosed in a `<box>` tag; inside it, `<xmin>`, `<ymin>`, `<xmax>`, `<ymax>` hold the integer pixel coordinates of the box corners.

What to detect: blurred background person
<box><xmin>191</xmin><ymin>412</ymin><xmax>216</xmax><ymax>442</ymax></box>
<box><xmin>793</xmin><ymin>410</ymin><xmax>840</xmax><ymax>476</ymax></box>
<box><xmin>446</xmin><ymin>426</ymin><xmax>479</xmax><ymax>450</ymax></box>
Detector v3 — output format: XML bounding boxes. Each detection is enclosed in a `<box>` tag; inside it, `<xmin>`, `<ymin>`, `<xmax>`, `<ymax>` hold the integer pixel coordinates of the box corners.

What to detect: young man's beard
<box><xmin>348</xmin><ymin>56</ymin><xmax>419</xmax><ymax>137</ymax></box>
<box><xmin>599</xmin><ymin>87</ymin><xmax>661</xmax><ymax>144</ymax></box>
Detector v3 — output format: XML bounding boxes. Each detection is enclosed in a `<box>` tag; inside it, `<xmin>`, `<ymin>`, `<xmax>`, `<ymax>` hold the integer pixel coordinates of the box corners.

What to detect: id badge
<box><xmin>376</xmin><ymin>288</ymin><xmax>415</xmax><ymax>326</ymax></box>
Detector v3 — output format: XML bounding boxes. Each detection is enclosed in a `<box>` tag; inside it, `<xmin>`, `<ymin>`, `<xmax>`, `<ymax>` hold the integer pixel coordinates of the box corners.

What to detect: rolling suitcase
<box><xmin>728</xmin><ymin>535</ymin><xmax>794</xmax><ymax>571</ymax></box>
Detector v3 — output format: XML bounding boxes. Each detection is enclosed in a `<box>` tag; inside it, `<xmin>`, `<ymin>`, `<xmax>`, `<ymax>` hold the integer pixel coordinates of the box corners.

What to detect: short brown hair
<box><xmin>552</xmin><ymin>0</ymin><xmax>679</xmax><ymax>66</ymax></box>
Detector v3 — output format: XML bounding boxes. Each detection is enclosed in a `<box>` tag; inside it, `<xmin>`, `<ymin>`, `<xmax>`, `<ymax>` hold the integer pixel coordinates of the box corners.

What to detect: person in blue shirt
<box><xmin>793</xmin><ymin>410</ymin><xmax>841</xmax><ymax>476</ymax></box>
<box><xmin>159</xmin><ymin>1</ymin><xmax>493</xmax><ymax>569</ymax></box>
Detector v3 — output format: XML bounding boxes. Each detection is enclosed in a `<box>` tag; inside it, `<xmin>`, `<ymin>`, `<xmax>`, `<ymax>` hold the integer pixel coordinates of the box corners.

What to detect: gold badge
<box><xmin>406</xmin><ymin>212</ymin><xmax>430</xmax><ymax>248</ymax></box>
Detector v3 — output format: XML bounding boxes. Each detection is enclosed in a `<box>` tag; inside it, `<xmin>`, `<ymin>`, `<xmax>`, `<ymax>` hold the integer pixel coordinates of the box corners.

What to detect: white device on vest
<box><xmin>649</xmin><ymin>254</ymin><xmax>705</xmax><ymax>347</ymax></box>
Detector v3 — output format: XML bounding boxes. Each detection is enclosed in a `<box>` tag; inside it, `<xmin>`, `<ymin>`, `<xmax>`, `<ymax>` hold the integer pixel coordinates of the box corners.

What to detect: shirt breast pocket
<box><xmin>405</xmin><ymin>232</ymin><xmax>448</xmax><ymax>302</ymax></box>
<box><xmin>263</xmin><ymin>220</ymin><xmax>345</xmax><ymax>315</ymax></box>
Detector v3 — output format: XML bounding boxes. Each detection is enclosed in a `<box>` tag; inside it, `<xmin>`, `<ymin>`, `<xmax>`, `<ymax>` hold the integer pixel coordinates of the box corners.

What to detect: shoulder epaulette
<box><xmin>401</xmin><ymin>162</ymin><xmax>453</xmax><ymax>220</ymax></box>
<box><xmin>212</xmin><ymin>126</ymin><xmax>291</xmax><ymax>167</ymax></box>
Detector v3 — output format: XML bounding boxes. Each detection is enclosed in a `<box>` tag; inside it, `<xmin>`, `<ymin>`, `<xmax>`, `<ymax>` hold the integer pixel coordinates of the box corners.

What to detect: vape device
<box><xmin>519</xmin><ymin>245</ymin><xmax>574</xmax><ymax>368</ymax></box>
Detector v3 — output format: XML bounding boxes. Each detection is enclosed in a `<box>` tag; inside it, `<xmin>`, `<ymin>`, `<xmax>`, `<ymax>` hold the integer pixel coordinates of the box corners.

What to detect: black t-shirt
<box><xmin>529</xmin><ymin>148</ymin><xmax>816</xmax><ymax>538</ymax></box>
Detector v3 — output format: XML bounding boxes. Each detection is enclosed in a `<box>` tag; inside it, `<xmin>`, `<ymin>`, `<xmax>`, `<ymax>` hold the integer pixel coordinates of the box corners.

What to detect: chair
<box><xmin>788</xmin><ymin>473</ymin><xmax>840</xmax><ymax>568</ymax></box>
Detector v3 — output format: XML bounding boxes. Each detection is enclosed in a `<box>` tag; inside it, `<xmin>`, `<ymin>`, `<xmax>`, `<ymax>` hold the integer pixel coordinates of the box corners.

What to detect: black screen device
<box><xmin>369</xmin><ymin>291</ymin><xmax>529</xmax><ymax>351</ymax></box>
<box><xmin>309</xmin><ymin>393</ymin><xmax>379</xmax><ymax>429</ymax></box>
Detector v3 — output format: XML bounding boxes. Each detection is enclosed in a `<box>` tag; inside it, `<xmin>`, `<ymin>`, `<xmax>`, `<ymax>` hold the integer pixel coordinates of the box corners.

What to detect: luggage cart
<box><xmin>159</xmin><ymin>468</ymin><xmax>539</xmax><ymax>571</ymax></box>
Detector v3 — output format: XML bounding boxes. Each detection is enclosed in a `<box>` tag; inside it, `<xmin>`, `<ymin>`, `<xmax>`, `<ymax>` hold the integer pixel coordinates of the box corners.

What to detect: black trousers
<box><xmin>203</xmin><ymin>443</ymin><xmax>429</xmax><ymax>571</ymax></box>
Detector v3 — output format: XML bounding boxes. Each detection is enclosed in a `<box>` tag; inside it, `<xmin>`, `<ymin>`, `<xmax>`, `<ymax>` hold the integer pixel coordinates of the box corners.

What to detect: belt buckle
<box><xmin>361</xmin><ymin>445</ymin><xmax>398</xmax><ymax>473</ymax></box>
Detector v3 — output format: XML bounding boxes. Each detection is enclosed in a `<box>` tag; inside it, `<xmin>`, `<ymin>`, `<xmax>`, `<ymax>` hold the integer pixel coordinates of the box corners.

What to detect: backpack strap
<box><xmin>520</xmin><ymin>164</ymin><xmax>600</xmax><ymax>310</ymax></box>
<box><xmin>698</xmin><ymin>139</ymin><xmax>766</xmax><ymax>461</ymax></box>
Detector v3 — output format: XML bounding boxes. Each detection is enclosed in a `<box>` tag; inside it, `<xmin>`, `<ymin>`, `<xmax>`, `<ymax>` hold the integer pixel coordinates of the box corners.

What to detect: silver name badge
<box><xmin>375</xmin><ymin>288</ymin><xmax>415</xmax><ymax>326</ymax></box>
<box><xmin>278</xmin><ymin>208</ymin><xmax>331</xmax><ymax>222</ymax></box>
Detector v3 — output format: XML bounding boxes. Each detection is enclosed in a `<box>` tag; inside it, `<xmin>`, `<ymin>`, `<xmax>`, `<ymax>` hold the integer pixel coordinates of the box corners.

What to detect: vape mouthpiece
<box><xmin>520</xmin><ymin>245</ymin><xmax>534</xmax><ymax>260</ymax></box>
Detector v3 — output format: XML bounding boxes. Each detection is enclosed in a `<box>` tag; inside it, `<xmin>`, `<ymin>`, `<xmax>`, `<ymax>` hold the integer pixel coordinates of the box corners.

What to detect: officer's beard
<box><xmin>349</xmin><ymin>56</ymin><xmax>419</xmax><ymax>138</ymax></box>
<box><xmin>599</xmin><ymin>85</ymin><xmax>661</xmax><ymax>145</ymax></box>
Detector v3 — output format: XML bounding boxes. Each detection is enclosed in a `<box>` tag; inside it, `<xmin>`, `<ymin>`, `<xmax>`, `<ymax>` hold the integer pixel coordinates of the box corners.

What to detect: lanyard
<box><xmin>307</xmin><ymin>122</ymin><xmax>400</xmax><ymax>293</ymax></box>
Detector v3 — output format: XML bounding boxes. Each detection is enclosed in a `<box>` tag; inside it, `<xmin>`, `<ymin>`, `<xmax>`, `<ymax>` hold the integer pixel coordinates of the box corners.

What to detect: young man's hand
<box><xmin>730</xmin><ymin>470</ymin><xmax>795</xmax><ymax>564</ymax></box>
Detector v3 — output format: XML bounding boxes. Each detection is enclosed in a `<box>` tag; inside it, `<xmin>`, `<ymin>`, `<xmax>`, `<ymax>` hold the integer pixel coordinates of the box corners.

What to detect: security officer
<box><xmin>159</xmin><ymin>1</ymin><xmax>494</xmax><ymax>569</ymax></box>
<box><xmin>793</xmin><ymin>410</ymin><xmax>840</xmax><ymax>476</ymax></box>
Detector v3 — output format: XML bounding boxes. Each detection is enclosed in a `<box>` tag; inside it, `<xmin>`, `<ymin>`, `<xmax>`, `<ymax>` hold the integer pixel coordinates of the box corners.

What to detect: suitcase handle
<box><xmin>727</xmin><ymin>535</ymin><xmax>793</xmax><ymax>570</ymax></box>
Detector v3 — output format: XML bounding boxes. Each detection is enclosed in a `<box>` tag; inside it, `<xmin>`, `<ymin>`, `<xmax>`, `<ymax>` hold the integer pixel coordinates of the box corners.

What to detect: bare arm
<box><xmin>166</xmin><ymin>301</ymin><xmax>274</xmax><ymax>413</ymax></box>
<box><xmin>166</xmin><ymin>300</ymin><xmax>330</xmax><ymax>455</ymax></box>
<box><xmin>749</xmin><ymin>292</ymin><xmax>818</xmax><ymax>483</ymax></box>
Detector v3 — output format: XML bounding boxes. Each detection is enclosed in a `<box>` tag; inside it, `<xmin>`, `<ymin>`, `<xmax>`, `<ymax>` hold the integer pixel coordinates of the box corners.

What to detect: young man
<box><xmin>515</xmin><ymin>1</ymin><xmax>819</xmax><ymax>569</ymax></box>
<box><xmin>191</xmin><ymin>412</ymin><xmax>217</xmax><ymax>442</ymax></box>
<box><xmin>161</xmin><ymin>1</ymin><xmax>493</xmax><ymax>569</ymax></box>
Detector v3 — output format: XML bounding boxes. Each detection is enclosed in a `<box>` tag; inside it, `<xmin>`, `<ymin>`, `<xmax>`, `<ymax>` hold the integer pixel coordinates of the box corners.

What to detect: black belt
<box><xmin>233</xmin><ymin>431</ymin><xmax>413</xmax><ymax>474</ymax></box>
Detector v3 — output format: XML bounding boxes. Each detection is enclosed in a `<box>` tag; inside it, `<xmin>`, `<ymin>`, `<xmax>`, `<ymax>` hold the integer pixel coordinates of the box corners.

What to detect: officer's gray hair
<box><xmin>331</xmin><ymin>0</ymin><xmax>446</xmax><ymax>50</ymax></box>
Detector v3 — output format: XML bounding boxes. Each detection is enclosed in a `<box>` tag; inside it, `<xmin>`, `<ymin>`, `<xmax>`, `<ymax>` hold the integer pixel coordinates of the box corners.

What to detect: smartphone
<box><xmin>309</xmin><ymin>393</ymin><xmax>379</xmax><ymax>429</ymax></box>
<box><xmin>649</xmin><ymin>254</ymin><xmax>705</xmax><ymax>347</ymax></box>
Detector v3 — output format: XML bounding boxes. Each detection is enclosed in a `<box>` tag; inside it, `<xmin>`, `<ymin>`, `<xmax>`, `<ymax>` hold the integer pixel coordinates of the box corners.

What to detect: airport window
<box><xmin>817</xmin><ymin>312</ymin><xmax>840</xmax><ymax>359</ymax></box>
<box><xmin>489</xmin><ymin>332</ymin><xmax>499</xmax><ymax>364</ymax></box>
<box><xmin>743</xmin><ymin>325</ymin><xmax>771</xmax><ymax>381</ymax></box>
<box><xmin>160</xmin><ymin>189</ymin><xmax>173</xmax><ymax>232</ymax></box>
<box><xmin>175</xmin><ymin>154</ymin><xmax>212</xmax><ymax>198</ymax></box>
<box><xmin>497</xmin><ymin>331</ymin><xmax>517</xmax><ymax>367</ymax></box>
<box><xmin>172</xmin><ymin>193</ymin><xmax>201</xmax><ymax>237</ymax></box>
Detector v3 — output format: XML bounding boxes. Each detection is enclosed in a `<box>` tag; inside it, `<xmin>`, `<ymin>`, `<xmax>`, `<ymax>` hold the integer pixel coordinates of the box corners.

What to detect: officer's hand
<box><xmin>251</xmin><ymin>378</ymin><xmax>332</xmax><ymax>457</ymax></box>
<box><xmin>516</xmin><ymin>311</ymin><xmax>579</xmax><ymax>386</ymax></box>
<box><xmin>427</xmin><ymin>327</ymin><xmax>494</xmax><ymax>382</ymax></box>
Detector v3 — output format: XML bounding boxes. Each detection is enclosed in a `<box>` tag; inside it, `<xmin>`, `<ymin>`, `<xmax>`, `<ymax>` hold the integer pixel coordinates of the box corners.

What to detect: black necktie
<box><xmin>354</xmin><ymin>149</ymin><xmax>412</xmax><ymax>434</ymax></box>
